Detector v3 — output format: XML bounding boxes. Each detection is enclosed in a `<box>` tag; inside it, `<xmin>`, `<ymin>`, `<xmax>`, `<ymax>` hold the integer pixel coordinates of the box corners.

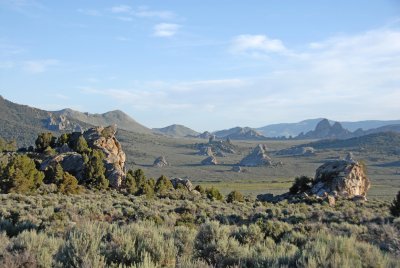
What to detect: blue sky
<box><xmin>0</xmin><ymin>0</ymin><xmax>399</xmax><ymax>131</ymax></box>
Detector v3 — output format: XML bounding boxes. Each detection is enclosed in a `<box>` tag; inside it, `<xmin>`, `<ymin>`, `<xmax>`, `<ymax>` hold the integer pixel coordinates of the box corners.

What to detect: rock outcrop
<box><xmin>239</xmin><ymin>144</ymin><xmax>272</xmax><ymax>167</ymax></box>
<box><xmin>198</xmin><ymin>146</ymin><xmax>213</xmax><ymax>157</ymax></box>
<box><xmin>170</xmin><ymin>178</ymin><xmax>194</xmax><ymax>192</ymax></box>
<box><xmin>153</xmin><ymin>156</ymin><xmax>168</xmax><ymax>168</ymax></box>
<box><xmin>311</xmin><ymin>158</ymin><xmax>370</xmax><ymax>198</ymax></box>
<box><xmin>296</xmin><ymin>119</ymin><xmax>352</xmax><ymax>140</ymax></box>
<box><xmin>40</xmin><ymin>152</ymin><xmax>85</xmax><ymax>179</ymax></box>
<box><xmin>276</xmin><ymin>146</ymin><xmax>315</xmax><ymax>156</ymax></box>
<box><xmin>201</xmin><ymin>155</ymin><xmax>218</xmax><ymax>165</ymax></box>
<box><xmin>82</xmin><ymin>125</ymin><xmax>126</xmax><ymax>187</ymax></box>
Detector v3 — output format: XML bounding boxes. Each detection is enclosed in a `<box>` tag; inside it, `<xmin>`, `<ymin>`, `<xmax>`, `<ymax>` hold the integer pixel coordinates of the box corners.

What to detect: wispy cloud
<box><xmin>23</xmin><ymin>59</ymin><xmax>59</xmax><ymax>73</ymax></box>
<box><xmin>77</xmin><ymin>8</ymin><xmax>102</xmax><ymax>17</ymax></box>
<box><xmin>109</xmin><ymin>5</ymin><xmax>174</xmax><ymax>19</ymax></box>
<box><xmin>153</xmin><ymin>23</ymin><xmax>180</xmax><ymax>37</ymax></box>
<box><xmin>230</xmin><ymin>34</ymin><xmax>288</xmax><ymax>56</ymax></box>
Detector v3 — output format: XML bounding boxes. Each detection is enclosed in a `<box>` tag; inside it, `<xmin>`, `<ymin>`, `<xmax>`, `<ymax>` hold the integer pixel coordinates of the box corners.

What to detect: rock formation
<box><xmin>276</xmin><ymin>146</ymin><xmax>315</xmax><ymax>156</ymax></box>
<box><xmin>311</xmin><ymin>158</ymin><xmax>370</xmax><ymax>198</ymax></box>
<box><xmin>82</xmin><ymin>125</ymin><xmax>126</xmax><ymax>188</ymax></box>
<box><xmin>198</xmin><ymin>146</ymin><xmax>213</xmax><ymax>157</ymax></box>
<box><xmin>296</xmin><ymin>119</ymin><xmax>352</xmax><ymax>140</ymax></box>
<box><xmin>40</xmin><ymin>152</ymin><xmax>85</xmax><ymax>179</ymax></box>
<box><xmin>201</xmin><ymin>155</ymin><xmax>218</xmax><ymax>165</ymax></box>
<box><xmin>239</xmin><ymin>144</ymin><xmax>272</xmax><ymax>167</ymax></box>
<box><xmin>170</xmin><ymin>178</ymin><xmax>194</xmax><ymax>192</ymax></box>
<box><xmin>231</xmin><ymin>165</ymin><xmax>245</xmax><ymax>173</ymax></box>
<box><xmin>153</xmin><ymin>156</ymin><xmax>168</xmax><ymax>168</ymax></box>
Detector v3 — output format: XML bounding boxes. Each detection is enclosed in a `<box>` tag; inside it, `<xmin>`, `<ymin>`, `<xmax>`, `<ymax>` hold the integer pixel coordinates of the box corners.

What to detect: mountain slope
<box><xmin>53</xmin><ymin>109</ymin><xmax>151</xmax><ymax>134</ymax></box>
<box><xmin>153</xmin><ymin>124</ymin><xmax>199</xmax><ymax>137</ymax></box>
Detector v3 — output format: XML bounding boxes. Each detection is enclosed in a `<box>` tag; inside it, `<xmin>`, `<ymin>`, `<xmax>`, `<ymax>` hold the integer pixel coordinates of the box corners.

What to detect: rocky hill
<box><xmin>153</xmin><ymin>124</ymin><xmax>199</xmax><ymax>137</ymax></box>
<box><xmin>296</xmin><ymin>119</ymin><xmax>353</xmax><ymax>139</ymax></box>
<box><xmin>0</xmin><ymin>96</ymin><xmax>151</xmax><ymax>147</ymax></box>
<box><xmin>214</xmin><ymin>127</ymin><xmax>267</xmax><ymax>140</ymax></box>
<box><xmin>53</xmin><ymin>108</ymin><xmax>151</xmax><ymax>134</ymax></box>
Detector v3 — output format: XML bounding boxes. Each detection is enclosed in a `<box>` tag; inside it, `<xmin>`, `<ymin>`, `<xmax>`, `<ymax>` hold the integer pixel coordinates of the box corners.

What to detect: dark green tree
<box><xmin>57</xmin><ymin>133</ymin><xmax>70</xmax><ymax>146</ymax></box>
<box><xmin>194</xmin><ymin>185</ymin><xmax>206</xmax><ymax>195</ymax></box>
<box><xmin>133</xmin><ymin>169</ymin><xmax>146</xmax><ymax>187</ymax></box>
<box><xmin>44</xmin><ymin>163</ymin><xmax>64</xmax><ymax>184</ymax></box>
<box><xmin>154</xmin><ymin>175</ymin><xmax>173</xmax><ymax>193</ymax></box>
<box><xmin>289</xmin><ymin>176</ymin><xmax>314</xmax><ymax>195</ymax></box>
<box><xmin>390</xmin><ymin>191</ymin><xmax>400</xmax><ymax>217</ymax></box>
<box><xmin>84</xmin><ymin>149</ymin><xmax>109</xmax><ymax>190</ymax></box>
<box><xmin>58</xmin><ymin>172</ymin><xmax>81</xmax><ymax>194</ymax></box>
<box><xmin>0</xmin><ymin>154</ymin><xmax>44</xmax><ymax>193</ymax></box>
<box><xmin>35</xmin><ymin>133</ymin><xmax>56</xmax><ymax>152</ymax></box>
<box><xmin>125</xmin><ymin>169</ymin><xmax>138</xmax><ymax>194</ymax></box>
<box><xmin>74</xmin><ymin>135</ymin><xmax>90</xmax><ymax>154</ymax></box>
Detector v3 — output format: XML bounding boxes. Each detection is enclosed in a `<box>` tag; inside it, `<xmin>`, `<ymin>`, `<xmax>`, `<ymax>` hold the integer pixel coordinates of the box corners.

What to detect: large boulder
<box><xmin>201</xmin><ymin>155</ymin><xmax>218</xmax><ymax>165</ymax></box>
<box><xmin>239</xmin><ymin>144</ymin><xmax>272</xmax><ymax>167</ymax></box>
<box><xmin>83</xmin><ymin>125</ymin><xmax>126</xmax><ymax>188</ymax></box>
<box><xmin>170</xmin><ymin>178</ymin><xmax>194</xmax><ymax>192</ymax></box>
<box><xmin>40</xmin><ymin>152</ymin><xmax>85</xmax><ymax>179</ymax></box>
<box><xmin>153</xmin><ymin>156</ymin><xmax>168</xmax><ymax>168</ymax></box>
<box><xmin>311</xmin><ymin>158</ymin><xmax>370</xmax><ymax>198</ymax></box>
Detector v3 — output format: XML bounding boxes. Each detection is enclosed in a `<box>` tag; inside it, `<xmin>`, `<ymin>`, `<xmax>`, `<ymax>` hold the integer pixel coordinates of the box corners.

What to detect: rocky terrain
<box><xmin>239</xmin><ymin>144</ymin><xmax>273</xmax><ymax>167</ymax></box>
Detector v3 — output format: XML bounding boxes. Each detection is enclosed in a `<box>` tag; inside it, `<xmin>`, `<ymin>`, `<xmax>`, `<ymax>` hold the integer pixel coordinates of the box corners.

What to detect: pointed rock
<box><xmin>239</xmin><ymin>144</ymin><xmax>272</xmax><ymax>167</ymax></box>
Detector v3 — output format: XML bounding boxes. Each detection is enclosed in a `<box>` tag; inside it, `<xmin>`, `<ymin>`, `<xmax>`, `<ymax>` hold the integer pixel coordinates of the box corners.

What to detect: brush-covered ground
<box><xmin>118</xmin><ymin>130</ymin><xmax>400</xmax><ymax>200</ymax></box>
<box><xmin>0</xmin><ymin>189</ymin><xmax>399</xmax><ymax>267</ymax></box>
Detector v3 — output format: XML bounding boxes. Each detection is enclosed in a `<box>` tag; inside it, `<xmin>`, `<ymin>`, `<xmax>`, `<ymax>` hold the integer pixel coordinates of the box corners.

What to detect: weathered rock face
<box><xmin>311</xmin><ymin>159</ymin><xmax>370</xmax><ymax>198</ymax></box>
<box><xmin>40</xmin><ymin>152</ymin><xmax>85</xmax><ymax>179</ymax></box>
<box><xmin>239</xmin><ymin>144</ymin><xmax>272</xmax><ymax>167</ymax></box>
<box><xmin>198</xmin><ymin>146</ymin><xmax>213</xmax><ymax>157</ymax></box>
<box><xmin>170</xmin><ymin>178</ymin><xmax>194</xmax><ymax>192</ymax></box>
<box><xmin>201</xmin><ymin>156</ymin><xmax>218</xmax><ymax>165</ymax></box>
<box><xmin>153</xmin><ymin>156</ymin><xmax>168</xmax><ymax>168</ymax></box>
<box><xmin>83</xmin><ymin>125</ymin><xmax>126</xmax><ymax>188</ymax></box>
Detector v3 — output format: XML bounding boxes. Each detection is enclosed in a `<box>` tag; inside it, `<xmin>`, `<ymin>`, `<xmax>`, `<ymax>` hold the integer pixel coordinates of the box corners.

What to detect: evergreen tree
<box><xmin>58</xmin><ymin>172</ymin><xmax>81</xmax><ymax>194</ymax></box>
<box><xmin>0</xmin><ymin>154</ymin><xmax>44</xmax><ymax>193</ymax></box>
<box><xmin>226</xmin><ymin>190</ymin><xmax>245</xmax><ymax>203</ymax></box>
<box><xmin>154</xmin><ymin>175</ymin><xmax>173</xmax><ymax>193</ymax></box>
<box><xmin>133</xmin><ymin>169</ymin><xmax>146</xmax><ymax>187</ymax></box>
<box><xmin>35</xmin><ymin>133</ymin><xmax>56</xmax><ymax>152</ymax></box>
<box><xmin>390</xmin><ymin>191</ymin><xmax>400</xmax><ymax>217</ymax></box>
<box><xmin>125</xmin><ymin>170</ymin><xmax>138</xmax><ymax>194</ymax></box>
<box><xmin>57</xmin><ymin>133</ymin><xmax>70</xmax><ymax>146</ymax></box>
<box><xmin>84</xmin><ymin>149</ymin><xmax>109</xmax><ymax>190</ymax></box>
<box><xmin>74</xmin><ymin>135</ymin><xmax>90</xmax><ymax>154</ymax></box>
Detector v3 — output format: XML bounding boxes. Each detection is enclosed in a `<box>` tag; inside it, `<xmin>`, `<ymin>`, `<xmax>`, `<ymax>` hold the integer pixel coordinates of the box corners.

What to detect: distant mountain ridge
<box><xmin>297</xmin><ymin>119</ymin><xmax>352</xmax><ymax>140</ymax></box>
<box><xmin>0</xmin><ymin>96</ymin><xmax>151</xmax><ymax>146</ymax></box>
<box><xmin>257</xmin><ymin>118</ymin><xmax>400</xmax><ymax>137</ymax></box>
<box><xmin>153</xmin><ymin>124</ymin><xmax>200</xmax><ymax>137</ymax></box>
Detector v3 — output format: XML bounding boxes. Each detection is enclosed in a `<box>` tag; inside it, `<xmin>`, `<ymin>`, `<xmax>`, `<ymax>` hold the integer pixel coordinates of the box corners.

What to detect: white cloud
<box><xmin>230</xmin><ymin>34</ymin><xmax>288</xmax><ymax>56</ymax></box>
<box><xmin>110</xmin><ymin>5</ymin><xmax>132</xmax><ymax>14</ymax></box>
<box><xmin>153</xmin><ymin>23</ymin><xmax>180</xmax><ymax>37</ymax></box>
<box><xmin>23</xmin><ymin>59</ymin><xmax>59</xmax><ymax>73</ymax></box>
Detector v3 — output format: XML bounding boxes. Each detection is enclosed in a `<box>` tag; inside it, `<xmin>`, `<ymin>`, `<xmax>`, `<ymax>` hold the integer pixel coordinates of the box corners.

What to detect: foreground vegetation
<box><xmin>0</xmin><ymin>189</ymin><xmax>399</xmax><ymax>267</ymax></box>
<box><xmin>0</xmin><ymin>133</ymin><xmax>400</xmax><ymax>267</ymax></box>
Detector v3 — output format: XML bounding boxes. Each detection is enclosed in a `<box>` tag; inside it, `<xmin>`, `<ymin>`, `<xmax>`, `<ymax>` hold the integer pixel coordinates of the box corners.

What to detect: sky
<box><xmin>0</xmin><ymin>0</ymin><xmax>400</xmax><ymax>132</ymax></box>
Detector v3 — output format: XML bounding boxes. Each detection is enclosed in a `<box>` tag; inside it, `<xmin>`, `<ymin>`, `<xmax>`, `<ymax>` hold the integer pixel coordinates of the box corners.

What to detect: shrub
<box><xmin>226</xmin><ymin>190</ymin><xmax>244</xmax><ymax>203</ymax></box>
<box><xmin>206</xmin><ymin>187</ymin><xmax>223</xmax><ymax>201</ymax></box>
<box><xmin>0</xmin><ymin>154</ymin><xmax>44</xmax><ymax>194</ymax></box>
<box><xmin>133</xmin><ymin>169</ymin><xmax>146</xmax><ymax>188</ymax></box>
<box><xmin>0</xmin><ymin>137</ymin><xmax>17</xmax><ymax>152</ymax></box>
<box><xmin>390</xmin><ymin>191</ymin><xmax>400</xmax><ymax>217</ymax></box>
<box><xmin>289</xmin><ymin>175</ymin><xmax>314</xmax><ymax>194</ymax></box>
<box><xmin>35</xmin><ymin>133</ymin><xmax>56</xmax><ymax>152</ymax></box>
<box><xmin>194</xmin><ymin>185</ymin><xmax>205</xmax><ymax>195</ymax></box>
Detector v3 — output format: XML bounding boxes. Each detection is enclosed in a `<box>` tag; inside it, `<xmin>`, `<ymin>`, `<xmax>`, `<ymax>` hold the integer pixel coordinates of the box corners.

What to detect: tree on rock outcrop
<box><xmin>35</xmin><ymin>133</ymin><xmax>56</xmax><ymax>152</ymax></box>
<box><xmin>84</xmin><ymin>149</ymin><xmax>108</xmax><ymax>190</ymax></box>
<box><xmin>289</xmin><ymin>176</ymin><xmax>314</xmax><ymax>195</ymax></box>
<box><xmin>74</xmin><ymin>135</ymin><xmax>90</xmax><ymax>154</ymax></box>
<box><xmin>0</xmin><ymin>154</ymin><xmax>44</xmax><ymax>193</ymax></box>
